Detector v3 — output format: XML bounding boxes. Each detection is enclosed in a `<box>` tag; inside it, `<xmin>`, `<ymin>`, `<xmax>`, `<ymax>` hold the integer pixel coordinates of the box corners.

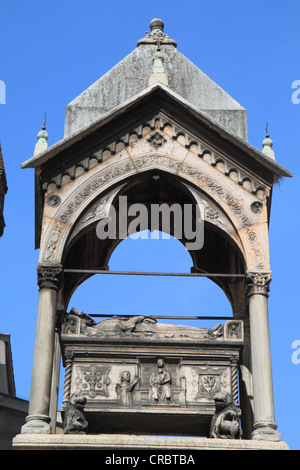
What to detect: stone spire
<box><xmin>262</xmin><ymin>122</ymin><xmax>275</xmax><ymax>160</ymax></box>
<box><xmin>34</xmin><ymin>114</ymin><xmax>48</xmax><ymax>155</ymax></box>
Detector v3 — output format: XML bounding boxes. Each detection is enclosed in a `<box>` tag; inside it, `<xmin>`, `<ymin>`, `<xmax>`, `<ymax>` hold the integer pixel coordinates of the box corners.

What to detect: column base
<box><xmin>252</xmin><ymin>421</ymin><xmax>282</xmax><ymax>442</ymax></box>
<box><xmin>21</xmin><ymin>415</ymin><xmax>52</xmax><ymax>434</ymax></box>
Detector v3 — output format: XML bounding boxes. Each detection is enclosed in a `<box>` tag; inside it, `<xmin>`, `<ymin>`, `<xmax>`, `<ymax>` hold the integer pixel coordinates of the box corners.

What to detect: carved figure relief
<box><xmin>63</xmin><ymin>310</ymin><xmax>244</xmax><ymax>344</ymax></box>
<box><xmin>63</xmin><ymin>393</ymin><xmax>88</xmax><ymax>435</ymax></box>
<box><xmin>209</xmin><ymin>391</ymin><xmax>242</xmax><ymax>439</ymax></box>
<box><xmin>227</xmin><ymin>322</ymin><xmax>241</xmax><ymax>339</ymax></box>
<box><xmin>84</xmin><ymin>315</ymin><xmax>157</xmax><ymax>337</ymax></box>
<box><xmin>115</xmin><ymin>371</ymin><xmax>139</xmax><ymax>407</ymax></box>
<box><xmin>149</xmin><ymin>358</ymin><xmax>173</xmax><ymax>403</ymax></box>
<box><xmin>61</xmin><ymin>311</ymin><xmax>243</xmax><ymax>429</ymax></box>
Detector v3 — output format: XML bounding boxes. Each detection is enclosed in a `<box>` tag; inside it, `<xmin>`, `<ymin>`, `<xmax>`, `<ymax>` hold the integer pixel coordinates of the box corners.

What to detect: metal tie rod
<box><xmin>88</xmin><ymin>313</ymin><xmax>233</xmax><ymax>320</ymax></box>
<box><xmin>63</xmin><ymin>269</ymin><xmax>245</xmax><ymax>278</ymax></box>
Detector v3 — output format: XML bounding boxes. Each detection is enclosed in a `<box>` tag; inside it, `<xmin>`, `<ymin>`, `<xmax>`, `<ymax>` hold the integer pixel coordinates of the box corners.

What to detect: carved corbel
<box><xmin>245</xmin><ymin>271</ymin><xmax>272</xmax><ymax>298</ymax></box>
<box><xmin>37</xmin><ymin>264</ymin><xmax>63</xmax><ymax>291</ymax></box>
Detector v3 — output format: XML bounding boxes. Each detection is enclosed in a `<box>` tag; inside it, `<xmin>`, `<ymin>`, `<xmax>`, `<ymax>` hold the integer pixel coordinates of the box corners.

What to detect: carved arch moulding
<box><xmin>42</xmin><ymin>113</ymin><xmax>270</xmax><ymax>202</ymax></box>
<box><xmin>39</xmin><ymin>150</ymin><xmax>269</xmax><ymax>272</ymax></box>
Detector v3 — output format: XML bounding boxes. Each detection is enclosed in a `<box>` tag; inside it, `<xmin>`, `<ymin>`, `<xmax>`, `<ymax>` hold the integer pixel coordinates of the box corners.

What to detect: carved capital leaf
<box><xmin>245</xmin><ymin>271</ymin><xmax>272</xmax><ymax>298</ymax></box>
<box><xmin>37</xmin><ymin>264</ymin><xmax>63</xmax><ymax>290</ymax></box>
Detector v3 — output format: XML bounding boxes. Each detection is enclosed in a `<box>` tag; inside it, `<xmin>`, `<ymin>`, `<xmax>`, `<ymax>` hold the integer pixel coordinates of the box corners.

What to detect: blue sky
<box><xmin>0</xmin><ymin>0</ymin><xmax>299</xmax><ymax>449</ymax></box>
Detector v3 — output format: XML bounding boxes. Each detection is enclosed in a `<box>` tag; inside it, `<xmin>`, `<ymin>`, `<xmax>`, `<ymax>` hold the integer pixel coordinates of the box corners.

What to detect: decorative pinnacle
<box><xmin>262</xmin><ymin>121</ymin><xmax>275</xmax><ymax>160</ymax></box>
<box><xmin>150</xmin><ymin>18</ymin><xmax>164</xmax><ymax>34</ymax></box>
<box><xmin>34</xmin><ymin>112</ymin><xmax>49</xmax><ymax>155</ymax></box>
<box><xmin>137</xmin><ymin>18</ymin><xmax>177</xmax><ymax>48</ymax></box>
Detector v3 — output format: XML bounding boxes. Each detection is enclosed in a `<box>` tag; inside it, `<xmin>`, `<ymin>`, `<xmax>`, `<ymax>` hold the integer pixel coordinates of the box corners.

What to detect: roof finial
<box><xmin>34</xmin><ymin>113</ymin><xmax>48</xmax><ymax>155</ymax></box>
<box><xmin>137</xmin><ymin>18</ymin><xmax>177</xmax><ymax>48</ymax></box>
<box><xmin>150</xmin><ymin>18</ymin><xmax>164</xmax><ymax>35</ymax></box>
<box><xmin>262</xmin><ymin>121</ymin><xmax>275</xmax><ymax>160</ymax></box>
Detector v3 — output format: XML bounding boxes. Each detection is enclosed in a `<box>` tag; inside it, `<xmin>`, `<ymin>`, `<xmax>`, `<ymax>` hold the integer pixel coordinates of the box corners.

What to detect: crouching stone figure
<box><xmin>209</xmin><ymin>391</ymin><xmax>242</xmax><ymax>439</ymax></box>
<box><xmin>63</xmin><ymin>393</ymin><xmax>88</xmax><ymax>434</ymax></box>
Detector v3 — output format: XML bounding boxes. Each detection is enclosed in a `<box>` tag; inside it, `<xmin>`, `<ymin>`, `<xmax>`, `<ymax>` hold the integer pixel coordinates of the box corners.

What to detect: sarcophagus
<box><xmin>60</xmin><ymin>309</ymin><xmax>244</xmax><ymax>436</ymax></box>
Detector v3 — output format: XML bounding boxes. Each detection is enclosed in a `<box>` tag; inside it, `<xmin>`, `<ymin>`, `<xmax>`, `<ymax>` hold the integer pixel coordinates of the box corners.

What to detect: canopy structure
<box><xmin>16</xmin><ymin>19</ymin><xmax>291</xmax><ymax>448</ymax></box>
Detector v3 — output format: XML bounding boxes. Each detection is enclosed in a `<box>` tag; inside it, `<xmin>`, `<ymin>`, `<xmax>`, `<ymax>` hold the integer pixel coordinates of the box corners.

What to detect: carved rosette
<box><xmin>245</xmin><ymin>271</ymin><xmax>272</xmax><ymax>298</ymax></box>
<box><xmin>37</xmin><ymin>264</ymin><xmax>63</xmax><ymax>291</ymax></box>
<box><xmin>75</xmin><ymin>365</ymin><xmax>111</xmax><ymax>398</ymax></box>
<box><xmin>147</xmin><ymin>132</ymin><xmax>167</xmax><ymax>150</ymax></box>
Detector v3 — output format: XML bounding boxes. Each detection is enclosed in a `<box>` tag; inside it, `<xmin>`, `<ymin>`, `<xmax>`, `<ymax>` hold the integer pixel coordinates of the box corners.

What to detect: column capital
<box><xmin>245</xmin><ymin>271</ymin><xmax>272</xmax><ymax>298</ymax></box>
<box><xmin>37</xmin><ymin>264</ymin><xmax>63</xmax><ymax>291</ymax></box>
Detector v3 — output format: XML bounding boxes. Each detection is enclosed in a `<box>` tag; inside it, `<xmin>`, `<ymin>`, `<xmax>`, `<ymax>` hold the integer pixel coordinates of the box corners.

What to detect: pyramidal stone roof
<box><xmin>64</xmin><ymin>19</ymin><xmax>248</xmax><ymax>141</ymax></box>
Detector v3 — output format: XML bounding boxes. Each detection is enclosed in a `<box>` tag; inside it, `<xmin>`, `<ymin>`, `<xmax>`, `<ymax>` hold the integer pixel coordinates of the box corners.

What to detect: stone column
<box><xmin>49</xmin><ymin>328</ymin><xmax>62</xmax><ymax>433</ymax></box>
<box><xmin>246</xmin><ymin>271</ymin><xmax>281</xmax><ymax>441</ymax></box>
<box><xmin>21</xmin><ymin>264</ymin><xmax>63</xmax><ymax>434</ymax></box>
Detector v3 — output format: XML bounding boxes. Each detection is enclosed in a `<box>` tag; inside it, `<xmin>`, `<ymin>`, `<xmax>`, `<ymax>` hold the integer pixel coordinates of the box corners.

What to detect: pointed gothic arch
<box><xmin>56</xmin><ymin>167</ymin><xmax>246</xmax><ymax>311</ymax></box>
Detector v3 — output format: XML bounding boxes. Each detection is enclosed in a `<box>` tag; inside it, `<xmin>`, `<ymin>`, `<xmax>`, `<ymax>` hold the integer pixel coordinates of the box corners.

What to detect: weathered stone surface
<box><xmin>12</xmin><ymin>433</ymin><xmax>290</xmax><ymax>450</ymax></box>
<box><xmin>62</xmin><ymin>393</ymin><xmax>88</xmax><ymax>435</ymax></box>
<box><xmin>209</xmin><ymin>391</ymin><xmax>242</xmax><ymax>439</ymax></box>
<box><xmin>63</xmin><ymin>310</ymin><xmax>244</xmax><ymax>342</ymax></box>
<box><xmin>64</xmin><ymin>17</ymin><xmax>248</xmax><ymax>142</ymax></box>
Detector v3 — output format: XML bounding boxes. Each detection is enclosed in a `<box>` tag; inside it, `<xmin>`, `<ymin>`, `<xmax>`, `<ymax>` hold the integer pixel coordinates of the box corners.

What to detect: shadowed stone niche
<box><xmin>60</xmin><ymin>309</ymin><xmax>244</xmax><ymax>437</ymax></box>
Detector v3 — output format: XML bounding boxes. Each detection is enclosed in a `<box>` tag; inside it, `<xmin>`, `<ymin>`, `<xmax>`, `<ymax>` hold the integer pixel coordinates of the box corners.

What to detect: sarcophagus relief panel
<box><xmin>71</xmin><ymin>360</ymin><xmax>139</xmax><ymax>404</ymax></box>
<box><xmin>182</xmin><ymin>364</ymin><xmax>231</xmax><ymax>403</ymax></box>
<box><xmin>70</xmin><ymin>358</ymin><xmax>234</xmax><ymax>409</ymax></box>
<box><xmin>61</xmin><ymin>310</ymin><xmax>244</xmax><ymax>436</ymax></box>
<box><xmin>74</xmin><ymin>364</ymin><xmax>111</xmax><ymax>398</ymax></box>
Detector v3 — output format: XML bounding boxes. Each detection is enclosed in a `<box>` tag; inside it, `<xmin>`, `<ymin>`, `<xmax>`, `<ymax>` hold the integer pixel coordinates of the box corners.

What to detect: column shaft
<box><xmin>246</xmin><ymin>271</ymin><xmax>281</xmax><ymax>441</ymax></box>
<box><xmin>21</xmin><ymin>264</ymin><xmax>62</xmax><ymax>434</ymax></box>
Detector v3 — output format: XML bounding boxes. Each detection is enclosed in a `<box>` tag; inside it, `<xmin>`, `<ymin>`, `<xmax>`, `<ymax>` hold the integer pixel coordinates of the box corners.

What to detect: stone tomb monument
<box><xmin>60</xmin><ymin>309</ymin><xmax>243</xmax><ymax>437</ymax></box>
<box><xmin>13</xmin><ymin>19</ymin><xmax>291</xmax><ymax>449</ymax></box>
